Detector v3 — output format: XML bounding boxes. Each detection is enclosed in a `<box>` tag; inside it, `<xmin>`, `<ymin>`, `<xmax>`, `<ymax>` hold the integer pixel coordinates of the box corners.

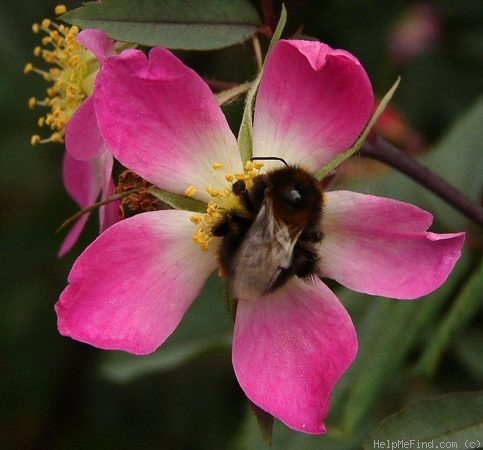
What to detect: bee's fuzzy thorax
<box><xmin>212</xmin><ymin>164</ymin><xmax>324</xmax><ymax>299</ymax></box>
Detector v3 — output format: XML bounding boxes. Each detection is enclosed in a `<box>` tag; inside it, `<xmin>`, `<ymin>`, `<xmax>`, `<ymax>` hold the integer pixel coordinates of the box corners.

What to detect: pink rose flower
<box><xmin>55</xmin><ymin>40</ymin><xmax>465</xmax><ymax>433</ymax></box>
<box><xmin>59</xmin><ymin>29</ymin><xmax>120</xmax><ymax>256</ymax></box>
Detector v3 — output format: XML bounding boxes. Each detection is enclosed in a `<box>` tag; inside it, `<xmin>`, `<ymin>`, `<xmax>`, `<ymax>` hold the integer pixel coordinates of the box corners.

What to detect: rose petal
<box><xmin>56</xmin><ymin>210</ymin><xmax>217</xmax><ymax>354</ymax></box>
<box><xmin>253</xmin><ymin>40</ymin><xmax>373</xmax><ymax>171</ymax></box>
<box><xmin>58</xmin><ymin>152</ymin><xmax>101</xmax><ymax>256</ymax></box>
<box><xmin>319</xmin><ymin>190</ymin><xmax>465</xmax><ymax>299</ymax></box>
<box><xmin>65</xmin><ymin>97</ymin><xmax>107</xmax><ymax>160</ymax></box>
<box><xmin>94</xmin><ymin>48</ymin><xmax>242</xmax><ymax>202</ymax></box>
<box><xmin>232</xmin><ymin>277</ymin><xmax>357</xmax><ymax>434</ymax></box>
<box><xmin>77</xmin><ymin>29</ymin><xmax>115</xmax><ymax>63</ymax></box>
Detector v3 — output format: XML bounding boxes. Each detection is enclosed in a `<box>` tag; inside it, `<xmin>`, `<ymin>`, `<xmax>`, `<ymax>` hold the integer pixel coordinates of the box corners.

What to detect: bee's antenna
<box><xmin>250</xmin><ymin>156</ymin><xmax>288</xmax><ymax>167</ymax></box>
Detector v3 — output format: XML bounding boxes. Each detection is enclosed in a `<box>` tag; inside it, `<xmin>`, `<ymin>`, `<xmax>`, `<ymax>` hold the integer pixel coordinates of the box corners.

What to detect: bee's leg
<box><xmin>232</xmin><ymin>180</ymin><xmax>255</xmax><ymax>213</ymax></box>
<box><xmin>212</xmin><ymin>213</ymin><xmax>252</xmax><ymax>276</ymax></box>
<box><xmin>292</xmin><ymin>247</ymin><xmax>319</xmax><ymax>278</ymax></box>
<box><xmin>291</xmin><ymin>236</ymin><xmax>321</xmax><ymax>279</ymax></box>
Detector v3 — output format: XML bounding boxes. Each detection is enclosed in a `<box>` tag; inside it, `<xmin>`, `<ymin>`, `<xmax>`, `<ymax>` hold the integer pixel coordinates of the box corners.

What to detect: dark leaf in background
<box><xmin>414</xmin><ymin>258</ymin><xmax>483</xmax><ymax>378</ymax></box>
<box><xmin>61</xmin><ymin>0</ymin><xmax>261</xmax><ymax>50</ymax></box>
<box><xmin>364</xmin><ymin>391</ymin><xmax>483</xmax><ymax>449</ymax></box>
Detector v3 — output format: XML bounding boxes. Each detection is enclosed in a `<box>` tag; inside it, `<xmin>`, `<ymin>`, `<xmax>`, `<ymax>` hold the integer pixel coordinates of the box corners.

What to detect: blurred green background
<box><xmin>2</xmin><ymin>1</ymin><xmax>482</xmax><ymax>449</ymax></box>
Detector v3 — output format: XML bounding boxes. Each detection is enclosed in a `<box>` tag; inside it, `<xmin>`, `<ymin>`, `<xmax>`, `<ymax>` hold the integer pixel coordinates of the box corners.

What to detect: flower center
<box><xmin>115</xmin><ymin>170</ymin><xmax>169</xmax><ymax>218</ymax></box>
<box><xmin>24</xmin><ymin>6</ymin><xmax>99</xmax><ymax>145</ymax></box>
<box><xmin>188</xmin><ymin>160</ymin><xmax>264</xmax><ymax>251</ymax></box>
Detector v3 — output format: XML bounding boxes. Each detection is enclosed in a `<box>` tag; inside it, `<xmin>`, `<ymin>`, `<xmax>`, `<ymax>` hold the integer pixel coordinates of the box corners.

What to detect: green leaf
<box><xmin>100</xmin><ymin>274</ymin><xmax>232</xmax><ymax>383</ymax></box>
<box><xmin>453</xmin><ymin>329</ymin><xmax>483</xmax><ymax>382</ymax></box>
<box><xmin>340</xmin><ymin>250</ymin><xmax>472</xmax><ymax>434</ymax></box>
<box><xmin>363</xmin><ymin>391</ymin><xmax>483</xmax><ymax>449</ymax></box>
<box><xmin>61</xmin><ymin>0</ymin><xmax>261</xmax><ymax>50</ymax></box>
<box><xmin>237</xmin><ymin>5</ymin><xmax>287</xmax><ymax>164</ymax></box>
<box><xmin>420</xmin><ymin>95</ymin><xmax>483</xmax><ymax>229</ymax></box>
<box><xmin>414</xmin><ymin>257</ymin><xmax>483</xmax><ymax>378</ymax></box>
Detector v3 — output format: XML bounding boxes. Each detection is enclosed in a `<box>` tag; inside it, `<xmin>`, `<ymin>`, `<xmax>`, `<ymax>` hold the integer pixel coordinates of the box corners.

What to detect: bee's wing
<box><xmin>231</xmin><ymin>198</ymin><xmax>301</xmax><ymax>300</ymax></box>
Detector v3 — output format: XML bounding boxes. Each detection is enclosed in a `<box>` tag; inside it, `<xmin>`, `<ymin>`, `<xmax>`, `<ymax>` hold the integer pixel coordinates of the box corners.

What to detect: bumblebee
<box><xmin>212</xmin><ymin>162</ymin><xmax>323</xmax><ymax>300</ymax></box>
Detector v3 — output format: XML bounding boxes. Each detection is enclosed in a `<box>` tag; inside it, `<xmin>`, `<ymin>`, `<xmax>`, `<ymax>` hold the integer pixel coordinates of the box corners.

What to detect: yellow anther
<box><xmin>31</xmin><ymin>135</ymin><xmax>41</xmax><ymax>145</ymax></box>
<box><xmin>51</xmin><ymin>132</ymin><xmax>64</xmax><ymax>143</ymax></box>
<box><xmin>28</xmin><ymin>97</ymin><xmax>36</xmax><ymax>109</ymax></box>
<box><xmin>192</xmin><ymin>228</ymin><xmax>210</xmax><ymax>252</ymax></box>
<box><xmin>24</xmin><ymin>63</ymin><xmax>34</xmax><ymax>74</ymax></box>
<box><xmin>252</xmin><ymin>161</ymin><xmax>264</xmax><ymax>170</ymax></box>
<box><xmin>189</xmin><ymin>215</ymin><xmax>202</xmax><ymax>225</ymax></box>
<box><xmin>54</xmin><ymin>4</ymin><xmax>67</xmax><ymax>15</ymax></box>
<box><xmin>225</xmin><ymin>173</ymin><xmax>234</xmax><ymax>182</ymax></box>
<box><xmin>235</xmin><ymin>172</ymin><xmax>247</xmax><ymax>180</ymax></box>
<box><xmin>38</xmin><ymin>117</ymin><xmax>45</xmax><ymax>127</ymax></box>
<box><xmin>33</xmin><ymin>46</ymin><xmax>42</xmax><ymax>57</ymax></box>
<box><xmin>41</xmin><ymin>19</ymin><xmax>51</xmax><ymax>29</ymax></box>
<box><xmin>211</xmin><ymin>162</ymin><xmax>223</xmax><ymax>170</ymax></box>
<box><xmin>207</xmin><ymin>204</ymin><xmax>218</xmax><ymax>215</ymax></box>
<box><xmin>244</xmin><ymin>160</ymin><xmax>255</xmax><ymax>171</ymax></box>
<box><xmin>185</xmin><ymin>186</ymin><xmax>197</xmax><ymax>197</ymax></box>
<box><xmin>32</xmin><ymin>23</ymin><xmax>40</xmax><ymax>33</ymax></box>
<box><xmin>206</xmin><ymin>185</ymin><xmax>220</xmax><ymax>197</ymax></box>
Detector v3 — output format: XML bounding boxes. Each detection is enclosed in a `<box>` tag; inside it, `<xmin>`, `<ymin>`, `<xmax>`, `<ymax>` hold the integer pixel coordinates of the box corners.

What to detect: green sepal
<box><xmin>314</xmin><ymin>77</ymin><xmax>401</xmax><ymax>181</ymax></box>
<box><xmin>249</xmin><ymin>401</ymin><xmax>274</xmax><ymax>446</ymax></box>
<box><xmin>237</xmin><ymin>5</ymin><xmax>287</xmax><ymax>164</ymax></box>
<box><xmin>150</xmin><ymin>188</ymin><xmax>206</xmax><ymax>213</ymax></box>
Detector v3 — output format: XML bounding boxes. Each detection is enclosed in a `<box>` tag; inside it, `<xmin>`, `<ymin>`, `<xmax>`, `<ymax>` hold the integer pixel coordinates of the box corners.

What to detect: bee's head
<box><xmin>266</xmin><ymin>166</ymin><xmax>323</xmax><ymax>227</ymax></box>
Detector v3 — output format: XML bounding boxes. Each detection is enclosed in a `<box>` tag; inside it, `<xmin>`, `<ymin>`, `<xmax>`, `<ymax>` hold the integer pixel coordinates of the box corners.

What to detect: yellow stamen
<box><xmin>31</xmin><ymin>135</ymin><xmax>41</xmax><ymax>145</ymax></box>
<box><xmin>188</xmin><ymin>159</ymin><xmax>264</xmax><ymax>252</ymax></box>
<box><xmin>189</xmin><ymin>215</ymin><xmax>202</xmax><ymax>225</ymax></box>
<box><xmin>55</xmin><ymin>5</ymin><xmax>67</xmax><ymax>15</ymax></box>
<box><xmin>23</xmin><ymin>63</ymin><xmax>34</xmax><ymax>74</ymax></box>
<box><xmin>26</xmin><ymin>8</ymin><xmax>104</xmax><ymax>146</ymax></box>
<box><xmin>185</xmin><ymin>186</ymin><xmax>197</xmax><ymax>197</ymax></box>
<box><xmin>206</xmin><ymin>185</ymin><xmax>220</xmax><ymax>197</ymax></box>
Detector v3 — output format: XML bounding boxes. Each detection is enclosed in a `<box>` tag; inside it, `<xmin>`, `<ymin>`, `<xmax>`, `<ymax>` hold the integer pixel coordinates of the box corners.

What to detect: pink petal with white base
<box><xmin>56</xmin><ymin>210</ymin><xmax>217</xmax><ymax>355</ymax></box>
<box><xmin>319</xmin><ymin>191</ymin><xmax>465</xmax><ymax>299</ymax></box>
<box><xmin>94</xmin><ymin>48</ymin><xmax>242</xmax><ymax>202</ymax></box>
<box><xmin>232</xmin><ymin>277</ymin><xmax>357</xmax><ymax>434</ymax></box>
<box><xmin>65</xmin><ymin>97</ymin><xmax>107</xmax><ymax>160</ymax></box>
<box><xmin>58</xmin><ymin>152</ymin><xmax>101</xmax><ymax>256</ymax></box>
<box><xmin>253</xmin><ymin>40</ymin><xmax>373</xmax><ymax>171</ymax></box>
